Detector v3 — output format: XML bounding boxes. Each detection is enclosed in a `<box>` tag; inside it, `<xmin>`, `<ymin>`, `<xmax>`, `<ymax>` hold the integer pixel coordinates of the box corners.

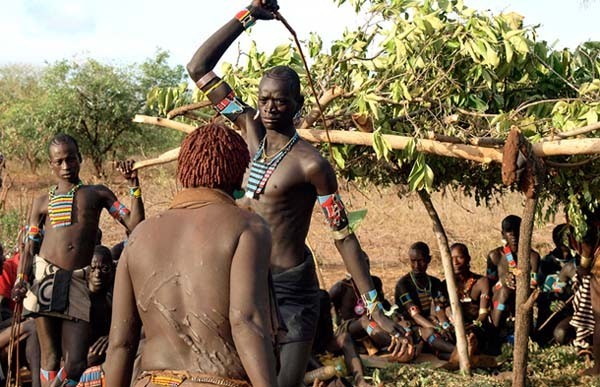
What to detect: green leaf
<box><xmin>331</xmin><ymin>145</ymin><xmax>346</xmax><ymax>169</ymax></box>
<box><xmin>348</xmin><ymin>209</ymin><xmax>368</xmax><ymax>232</ymax></box>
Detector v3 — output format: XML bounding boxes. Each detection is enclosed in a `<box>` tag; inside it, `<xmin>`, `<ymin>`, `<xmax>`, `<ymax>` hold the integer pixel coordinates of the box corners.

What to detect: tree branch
<box><xmin>166</xmin><ymin>101</ymin><xmax>212</xmax><ymax>119</ymax></box>
<box><xmin>298</xmin><ymin>86</ymin><xmax>349</xmax><ymax>129</ymax></box>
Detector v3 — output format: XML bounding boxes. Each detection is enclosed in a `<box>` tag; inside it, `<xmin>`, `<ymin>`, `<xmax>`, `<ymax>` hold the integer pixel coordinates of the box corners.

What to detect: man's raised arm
<box><xmin>186</xmin><ymin>1</ymin><xmax>278</xmax><ymax>143</ymax></box>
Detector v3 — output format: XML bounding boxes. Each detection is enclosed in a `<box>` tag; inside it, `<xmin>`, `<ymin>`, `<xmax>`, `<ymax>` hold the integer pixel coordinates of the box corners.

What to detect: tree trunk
<box><xmin>512</xmin><ymin>195</ymin><xmax>539</xmax><ymax>387</ymax></box>
<box><xmin>417</xmin><ymin>190</ymin><xmax>471</xmax><ymax>374</ymax></box>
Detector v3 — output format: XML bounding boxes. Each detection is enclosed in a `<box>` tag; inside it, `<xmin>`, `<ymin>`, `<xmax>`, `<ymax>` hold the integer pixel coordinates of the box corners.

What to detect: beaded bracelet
<box><xmin>235</xmin><ymin>8</ymin><xmax>256</xmax><ymax>30</ymax></box>
<box><xmin>129</xmin><ymin>187</ymin><xmax>142</xmax><ymax>199</ymax></box>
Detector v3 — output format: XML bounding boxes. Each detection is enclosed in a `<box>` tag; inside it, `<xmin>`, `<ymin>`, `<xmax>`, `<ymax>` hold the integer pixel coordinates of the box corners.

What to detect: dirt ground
<box><xmin>1</xmin><ymin>160</ymin><xmax>558</xmax><ymax>298</ymax></box>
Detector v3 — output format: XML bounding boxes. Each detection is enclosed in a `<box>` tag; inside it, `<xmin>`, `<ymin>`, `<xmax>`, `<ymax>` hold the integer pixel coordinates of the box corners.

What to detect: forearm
<box><xmin>413</xmin><ymin>313</ymin><xmax>436</xmax><ymax>329</ymax></box>
<box><xmin>125</xmin><ymin>178</ymin><xmax>144</xmax><ymax>230</ymax></box>
<box><xmin>231</xmin><ymin>316</ymin><xmax>277</xmax><ymax>387</ymax></box>
<box><xmin>187</xmin><ymin>19</ymin><xmax>245</xmax><ymax>81</ymax></box>
<box><xmin>334</xmin><ymin>235</ymin><xmax>375</xmax><ymax>294</ymax></box>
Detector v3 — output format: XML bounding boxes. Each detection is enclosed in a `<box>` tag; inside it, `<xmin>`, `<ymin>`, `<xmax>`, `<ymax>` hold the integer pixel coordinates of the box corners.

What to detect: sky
<box><xmin>0</xmin><ymin>0</ymin><xmax>598</xmax><ymax>69</ymax></box>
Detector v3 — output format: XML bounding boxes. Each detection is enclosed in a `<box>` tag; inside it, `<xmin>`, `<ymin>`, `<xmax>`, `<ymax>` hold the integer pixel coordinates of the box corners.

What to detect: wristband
<box><xmin>235</xmin><ymin>8</ymin><xmax>256</xmax><ymax>30</ymax></box>
<box><xmin>441</xmin><ymin>321</ymin><xmax>451</xmax><ymax>330</ymax></box>
<box><xmin>581</xmin><ymin>256</ymin><xmax>593</xmax><ymax>269</ymax></box>
<box><xmin>478</xmin><ymin>308</ymin><xmax>488</xmax><ymax>316</ymax></box>
<box><xmin>129</xmin><ymin>186</ymin><xmax>142</xmax><ymax>199</ymax></box>
<box><xmin>360</xmin><ymin>289</ymin><xmax>384</xmax><ymax>318</ymax></box>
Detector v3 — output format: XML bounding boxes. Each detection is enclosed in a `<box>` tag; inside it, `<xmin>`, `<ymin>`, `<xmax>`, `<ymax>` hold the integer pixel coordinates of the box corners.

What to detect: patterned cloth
<box><xmin>23</xmin><ymin>255</ymin><xmax>91</xmax><ymax>322</ymax></box>
<box><xmin>570</xmin><ymin>274</ymin><xmax>594</xmax><ymax>348</ymax></box>
<box><xmin>77</xmin><ymin>366</ymin><xmax>104</xmax><ymax>387</ymax></box>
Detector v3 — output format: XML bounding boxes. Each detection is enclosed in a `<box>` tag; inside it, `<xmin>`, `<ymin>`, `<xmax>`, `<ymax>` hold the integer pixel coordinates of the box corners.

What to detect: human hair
<box><xmin>410</xmin><ymin>241</ymin><xmax>430</xmax><ymax>258</ymax></box>
<box><xmin>263</xmin><ymin>65</ymin><xmax>303</xmax><ymax>101</ymax></box>
<box><xmin>450</xmin><ymin>243</ymin><xmax>470</xmax><ymax>259</ymax></box>
<box><xmin>49</xmin><ymin>133</ymin><xmax>80</xmax><ymax>156</ymax></box>
<box><xmin>93</xmin><ymin>245</ymin><xmax>112</xmax><ymax>263</ymax></box>
<box><xmin>177</xmin><ymin>122</ymin><xmax>250</xmax><ymax>193</ymax></box>
<box><xmin>552</xmin><ymin>224</ymin><xmax>568</xmax><ymax>247</ymax></box>
<box><xmin>501</xmin><ymin>215</ymin><xmax>521</xmax><ymax>233</ymax></box>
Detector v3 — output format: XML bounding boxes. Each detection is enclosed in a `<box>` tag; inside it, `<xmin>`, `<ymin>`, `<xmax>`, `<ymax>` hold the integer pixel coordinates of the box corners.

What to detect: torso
<box><xmin>38</xmin><ymin>185</ymin><xmax>106</xmax><ymax>270</ymax></box>
<box><xmin>239</xmin><ymin>139</ymin><xmax>322</xmax><ymax>273</ymax></box>
<box><xmin>125</xmin><ymin>204</ymin><xmax>254</xmax><ymax>378</ymax></box>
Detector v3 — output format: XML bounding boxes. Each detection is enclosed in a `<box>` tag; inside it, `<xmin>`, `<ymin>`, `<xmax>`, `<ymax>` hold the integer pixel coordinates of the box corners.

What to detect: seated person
<box><xmin>536</xmin><ymin>224</ymin><xmax>576</xmax><ymax>346</ymax></box>
<box><xmin>329</xmin><ymin>256</ymin><xmax>411</xmax><ymax>359</ymax></box>
<box><xmin>443</xmin><ymin>243</ymin><xmax>496</xmax><ymax>355</ymax></box>
<box><xmin>394</xmin><ymin>242</ymin><xmax>455</xmax><ymax>360</ymax></box>
<box><xmin>487</xmin><ymin>215</ymin><xmax>540</xmax><ymax>330</ymax></box>
<box><xmin>310</xmin><ymin>290</ymin><xmax>373</xmax><ymax>387</ymax></box>
<box><xmin>76</xmin><ymin>246</ymin><xmax>115</xmax><ymax>387</ymax></box>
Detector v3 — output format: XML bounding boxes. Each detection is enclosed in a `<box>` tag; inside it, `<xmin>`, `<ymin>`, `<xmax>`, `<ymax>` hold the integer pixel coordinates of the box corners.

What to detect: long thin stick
<box><xmin>273</xmin><ymin>11</ymin><xmax>334</xmax><ymax>161</ymax></box>
<box><xmin>537</xmin><ymin>294</ymin><xmax>574</xmax><ymax>332</ymax></box>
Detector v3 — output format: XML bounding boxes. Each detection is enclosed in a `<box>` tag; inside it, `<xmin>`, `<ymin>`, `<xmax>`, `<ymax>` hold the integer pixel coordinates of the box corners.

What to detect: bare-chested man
<box><xmin>105</xmin><ymin>123</ymin><xmax>277</xmax><ymax>387</ymax></box>
<box><xmin>11</xmin><ymin>134</ymin><xmax>144</xmax><ymax>387</ymax></box>
<box><xmin>487</xmin><ymin>215</ymin><xmax>540</xmax><ymax>330</ymax></box>
<box><xmin>186</xmin><ymin>1</ymin><xmax>407</xmax><ymax>385</ymax></box>
<box><xmin>187</xmin><ymin>0</ymin><xmax>405</xmax><ymax>387</ymax></box>
<box><xmin>394</xmin><ymin>242</ymin><xmax>455</xmax><ymax>360</ymax></box>
<box><xmin>443</xmin><ymin>243</ymin><xmax>495</xmax><ymax>354</ymax></box>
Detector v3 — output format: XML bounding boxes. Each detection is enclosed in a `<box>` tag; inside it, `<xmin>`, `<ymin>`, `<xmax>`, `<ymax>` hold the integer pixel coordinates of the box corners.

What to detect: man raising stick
<box><xmin>104</xmin><ymin>123</ymin><xmax>277</xmax><ymax>387</ymax></box>
<box><xmin>12</xmin><ymin>134</ymin><xmax>144</xmax><ymax>387</ymax></box>
<box><xmin>187</xmin><ymin>1</ymin><xmax>408</xmax><ymax>385</ymax></box>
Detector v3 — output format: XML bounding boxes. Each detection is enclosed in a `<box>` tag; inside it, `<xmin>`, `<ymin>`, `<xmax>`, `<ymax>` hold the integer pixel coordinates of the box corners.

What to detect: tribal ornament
<box><xmin>48</xmin><ymin>181</ymin><xmax>83</xmax><ymax>228</ymax></box>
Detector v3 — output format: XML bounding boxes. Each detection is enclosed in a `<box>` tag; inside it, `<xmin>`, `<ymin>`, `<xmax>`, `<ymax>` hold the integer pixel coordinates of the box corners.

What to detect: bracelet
<box><xmin>581</xmin><ymin>256</ymin><xmax>593</xmax><ymax>268</ymax></box>
<box><xmin>478</xmin><ymin>308</ymin><xmax>488</xmax><ymax>316</ymax></box>
<box><xmin>235</xmin><ymin>8</ymin><xmax>256</xmax><ymax>30</ymax></box>
<box><xmin>361</xmin><ymin>289</ymin><xmax>384</xmax><ymax>318</ymax></box>
<box><xmin>129</xmin><ymin>186</ymin><xmax>142</xmax><ymax>199</ymax></box>
<box><xmin>16</xmin><ymin>273</ymin><xmax>28</xmax><ymax>284</ymax></box>
<box><xmin>441</xmin><ymin>321</ymin><xmax>451</xmax><ymax>330</ymax></box>
<box><xmin>196</xmin><ymin>71</ymin><xmax>218</xmax><ymax>90</ymax></box>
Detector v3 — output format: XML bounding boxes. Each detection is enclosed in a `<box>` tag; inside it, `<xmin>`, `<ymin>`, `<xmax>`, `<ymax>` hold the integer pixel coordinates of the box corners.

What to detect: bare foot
<box><xmin>466</xmin><ymin>332</ymin><xmax>479</xmax><ymax>356</ymax></box>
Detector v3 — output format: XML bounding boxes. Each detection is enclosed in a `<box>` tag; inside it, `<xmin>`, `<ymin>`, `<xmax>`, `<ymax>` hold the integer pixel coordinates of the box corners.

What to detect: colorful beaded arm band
<box><xmin>235</xmin><ymin>8</ymin><xmax>256</xmax><ymax>30</ymax></box>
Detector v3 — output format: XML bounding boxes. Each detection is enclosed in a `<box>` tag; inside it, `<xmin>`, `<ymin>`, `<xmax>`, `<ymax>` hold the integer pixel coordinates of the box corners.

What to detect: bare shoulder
<box><xmin>298</xmin><ymin>141</ymin><xmax>332</xmax><ymax>174</ymax></box>
<box><xmin>488</xmin><ymin>247</ymin><xmax>502</xmax><ymax>262</ymax></box>
<box><xmin>530</xmin><ymin>249</ymin><xmax>541</xmax><ymax>260</ymax></box>
<box><xmin>32</xmin><ymin>194</ymin><xmax>49</xmax><ymax>215</ymax></box>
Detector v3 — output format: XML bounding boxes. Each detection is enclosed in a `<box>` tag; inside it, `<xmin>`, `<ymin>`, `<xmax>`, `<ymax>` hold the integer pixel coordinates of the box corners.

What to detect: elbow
<box><xmin>186</xmin><ymin>61</ymin><xmax>209</xmax><ymax>83</ymax></box>
<box><xmin>230</xmin><ymin>309</ymin><xmax>268</xmax><ymax>340</ymax></box>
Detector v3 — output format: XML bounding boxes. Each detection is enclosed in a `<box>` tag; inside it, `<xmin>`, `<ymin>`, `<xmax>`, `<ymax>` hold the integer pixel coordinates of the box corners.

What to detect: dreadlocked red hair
<box><xmin>177</xmin><ymin>122</ymin><xmax>250</xmax><ymax>192</ymax></box>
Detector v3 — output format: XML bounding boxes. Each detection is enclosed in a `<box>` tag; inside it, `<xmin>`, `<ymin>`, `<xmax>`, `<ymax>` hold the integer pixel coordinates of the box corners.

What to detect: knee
<box><xmin>554</xmin><ymin>327</ymin><xmax>568</xmax><ymax>345</ymax></box>
<box><xmin>63</xmin><ymin>357</ymin><xmax>88</xmax><ymax>380</ymax></box>
<box><xmin>40</xmin><ymin>350</ymin><xmax>60</xmax><ymax>370</ymax></box>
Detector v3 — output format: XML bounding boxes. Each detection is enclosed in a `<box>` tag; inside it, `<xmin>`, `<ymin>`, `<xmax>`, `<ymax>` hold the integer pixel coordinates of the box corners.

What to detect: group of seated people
<box><xmin>304</xmin><ymin>214</ymin><xmax>593</xmax><ymax>385</ymax></box>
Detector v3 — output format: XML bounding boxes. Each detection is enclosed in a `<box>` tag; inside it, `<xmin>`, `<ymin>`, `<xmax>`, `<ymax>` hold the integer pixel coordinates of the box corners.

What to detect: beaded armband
<box><xmin>109</xmin><ymin>201</ymin><xmax>130</xmax><ymax>220</ymax></box>
<box><xmin>361</xmin><ymin>289</ymin><xmax>384</xmax><ymax>319</ymax></box>
<box><xmin>366</xmin><ymin>321</ymin><xmax>378</xmax><ymax>336</ymax></box>
<box><xmin>129</xmin><ymin>187</ymin><xmax>142</xmax><ymax>199</ymax></box>
<box><xmin>318</xmin><ymin>192</ymin><xmax>352</xmax><ymax>240</ymax></box>
<box><xmin>235</xmin><ymin>8</ymin><xmax>257</xmax><ymax>30</ymax></box>
<box><xmin>27</xmin><ymin>225</ymin><xmax>42</xmax><ymax>243</ymax></box>
<box><xmin>530</xmin><ymin>272</ymin><xmax>539</xmax><ymax>288</ymax></box>
<box><xmin>214</xmin><ymin>90</ymin><xmax>249</xmax><ymax>123</ymax></box>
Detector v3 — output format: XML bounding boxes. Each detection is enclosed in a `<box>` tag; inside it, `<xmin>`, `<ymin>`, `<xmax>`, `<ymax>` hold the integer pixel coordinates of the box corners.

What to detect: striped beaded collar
<box><xmin>48</xmin><ymin>181</ymin><xmax>83</xmax><ymax>228</ymax></box>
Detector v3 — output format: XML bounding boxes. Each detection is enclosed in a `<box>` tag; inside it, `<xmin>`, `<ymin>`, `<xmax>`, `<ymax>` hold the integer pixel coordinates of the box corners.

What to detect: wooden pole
<box><xmin>417</xmin><ymin>190</ymin><xmax>471</xmax><ymax>374</ymax></box>
<box><xmin>512</xmin><ymin>195</ymin><xmax>538</xmax><ymax>387</ymax></box>
<box><xmin>133</xmin><ymin>115</ymin><xmax>503</xmax><ymax>164</ymax></box>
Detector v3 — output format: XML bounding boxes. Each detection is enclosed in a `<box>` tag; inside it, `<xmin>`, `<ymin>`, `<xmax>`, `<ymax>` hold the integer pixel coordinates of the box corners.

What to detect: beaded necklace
<box><xmin>245</xmin><ymin>132</ymin><xmax>299</xmax><ymax>199</ymax></box>
<box><xmin>48</xmin><ymin>181</ymin><xmax>83</xmax><ymax>228</ymax></box>
<box><xmin>460</xmin><ymin>276</ymin><xmax>477</xmax><ymax>303</ymax></box>
<box><xmin>410</xmin><ymin>272</ymin><xmax>433</xmax><ymax>313</ymax></box>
